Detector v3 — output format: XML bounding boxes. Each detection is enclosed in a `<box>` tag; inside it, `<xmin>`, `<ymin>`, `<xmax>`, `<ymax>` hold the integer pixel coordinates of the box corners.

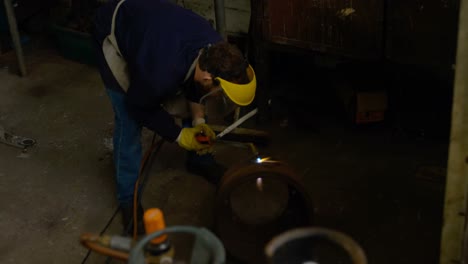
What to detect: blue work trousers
<box><xmin>106</xmin><ymin>88</ymin><xmax>142</xmax><ymax>207</ymax></box>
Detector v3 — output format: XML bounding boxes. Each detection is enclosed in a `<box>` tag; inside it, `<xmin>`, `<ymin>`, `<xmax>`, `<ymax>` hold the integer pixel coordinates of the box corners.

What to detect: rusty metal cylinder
<box><xmin>214</xmin><ymin>157</ymin><xmax>314</xmax><ymax>263</ymax></box>
<box><xmin>265</xmin><ymin>227</ymin><xmax>368</xmax><ymax>264</ymax></box>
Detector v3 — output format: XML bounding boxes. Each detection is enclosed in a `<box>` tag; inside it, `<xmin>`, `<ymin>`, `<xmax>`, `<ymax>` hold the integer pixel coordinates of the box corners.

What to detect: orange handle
<box><xmin>195</xmin><ymin>132</ymin><xmax>211</xmax><ymax>145</ymax></box>
<box><xmin>143</xmin><ymin>208</ymin><xmax>167</xmax><ymax>244</ymax></box>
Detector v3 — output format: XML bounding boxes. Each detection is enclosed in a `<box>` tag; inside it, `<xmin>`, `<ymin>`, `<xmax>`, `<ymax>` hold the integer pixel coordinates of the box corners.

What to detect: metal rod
<box><xmin>3</xmin><ymin>0</ymin><xmax>26</xmax><ymax>76</ymax></box>
<box><xmin>214</xmin><ymin>0</ymin><xmax>227</xmax><ymax>40</ymax></box>
<box><xmin>216</xmin><ymin>108</ymin><xmax>258</xmax><ymax>139</ymax></box>
<box><xmin>439</xmin><ymin>0</ymin><xmax>468</xmax><ymax>263</ymax></box>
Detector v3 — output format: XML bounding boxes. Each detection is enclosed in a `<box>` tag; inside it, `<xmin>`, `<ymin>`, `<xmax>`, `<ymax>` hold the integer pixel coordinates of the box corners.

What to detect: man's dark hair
<box><xmin>198</xmin><ymin>42</ymin><xmax>249</xmax><ymax>85</ymax></box>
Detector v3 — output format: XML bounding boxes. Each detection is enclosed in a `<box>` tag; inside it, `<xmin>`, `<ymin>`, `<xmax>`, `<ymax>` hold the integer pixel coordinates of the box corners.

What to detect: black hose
<box><xmin>138</xmin><ymin>137</ymin><xmax>165</xmax><ymax>205</ymax></box>
<box><xmin>124</xmin><ymin>134</ymin><xmax>165</xmax><ymax>236</ymax></box>
<box><xmin>83</xmin><ymin>132</ymin><xmax>164</xmax><ymax>264</ymax></box>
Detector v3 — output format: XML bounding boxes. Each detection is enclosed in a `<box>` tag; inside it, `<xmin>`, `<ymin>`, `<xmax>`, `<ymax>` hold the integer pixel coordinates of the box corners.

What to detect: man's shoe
<box><xmin>185</xmin><ymin>151</ymin><xmax>227</xmax><ymax>185</ymax></box>
<box><xmin>121</xmin><ymin>203</ymin><xmax>145</xmax><ymax>236</ymax></box>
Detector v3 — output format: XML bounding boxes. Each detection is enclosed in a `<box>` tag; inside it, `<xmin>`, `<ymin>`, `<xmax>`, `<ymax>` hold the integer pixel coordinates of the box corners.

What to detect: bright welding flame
<box><xmin>256</xmin><ymin>177</ymin><xmax>263</xmax><ymax>191</ymax></box>
<box><xmin>256</xmin><ymin>157</ymin><xmax>271</xmax><ymax>163</ymax></box>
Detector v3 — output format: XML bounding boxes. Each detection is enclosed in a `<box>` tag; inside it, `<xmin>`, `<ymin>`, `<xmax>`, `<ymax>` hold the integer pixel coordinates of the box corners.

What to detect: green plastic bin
<box><xmin>51</xmin><ymin>23</ymin><xmax>97</xmax><ymax>66</ymax></box>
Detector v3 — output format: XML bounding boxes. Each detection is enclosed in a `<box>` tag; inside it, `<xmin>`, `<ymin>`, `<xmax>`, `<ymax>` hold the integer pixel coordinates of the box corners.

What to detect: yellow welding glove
<box><xmin>176</xmin><ymin>124</ymin><xmax>216</xmax><ymax>152</ymax></box>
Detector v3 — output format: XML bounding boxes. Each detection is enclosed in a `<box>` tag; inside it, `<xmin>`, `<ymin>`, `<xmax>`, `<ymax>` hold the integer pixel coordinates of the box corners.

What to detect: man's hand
<box><xmin>177</xmin><ymin>124</ymin><xmax>216</xmax><ymax>152</ymax></box>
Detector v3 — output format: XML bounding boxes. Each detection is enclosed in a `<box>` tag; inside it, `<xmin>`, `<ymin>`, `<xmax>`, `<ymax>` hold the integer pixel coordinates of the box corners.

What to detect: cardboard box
<box><xmin>355</xmin><ymin>91</ymin><xmax>388</xmax><ymax>124</ymax></box>
<box><xmin>335</xmin><ymin>82</ymin><xmax>388</xmax><ymax>124</ymax></box>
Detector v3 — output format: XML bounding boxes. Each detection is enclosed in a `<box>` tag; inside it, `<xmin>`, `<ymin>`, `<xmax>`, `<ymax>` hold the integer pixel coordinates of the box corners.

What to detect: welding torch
<box><xmin>195</xmin><ymin>108</ymin><xmax>258</xmax><ymax>145</ymax></box>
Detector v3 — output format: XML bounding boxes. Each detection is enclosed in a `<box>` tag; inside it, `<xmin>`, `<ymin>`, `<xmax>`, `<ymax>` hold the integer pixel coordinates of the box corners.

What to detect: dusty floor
<box><xmin>0</xmin><ymin>44</ymin><xmax>448</xmax><ymax>264</ymax></box>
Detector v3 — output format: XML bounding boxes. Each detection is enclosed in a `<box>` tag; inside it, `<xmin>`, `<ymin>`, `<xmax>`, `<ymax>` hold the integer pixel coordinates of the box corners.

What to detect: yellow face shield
<box><xmin>199</xmin><ymin>87</ymin><xmax>238</xmax><ymax>123</ymax></box>
<box><xmin>198</xmin><ymin>64</ymin><xmax>257</xmax><ymax>123</ymax></box>
<box><xmin>215</xmin><ymin>64</ymin><xmax>257</xmax><ymax>106</ymax></box>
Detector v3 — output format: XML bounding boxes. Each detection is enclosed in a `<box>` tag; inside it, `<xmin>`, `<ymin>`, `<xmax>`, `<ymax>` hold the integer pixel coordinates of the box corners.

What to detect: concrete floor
<box><xmin>0</xmin><ymin>45</ymin><xmax>447</xmax><ymax>264</ymax></box>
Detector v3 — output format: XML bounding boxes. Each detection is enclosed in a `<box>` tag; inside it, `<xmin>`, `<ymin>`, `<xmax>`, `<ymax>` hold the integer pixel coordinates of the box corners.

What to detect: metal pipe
<box><xmin>80</xmin><ymin>233</ymin><xmax>130</xmax><ymax>261</ymax></box>
<box><xmin>3</xmin><ymin>0</ymin><xmax>26</xmax><ymax>76</ymax></box>
<box><xmin>216</xmin><ymin>108</ymin><xmax>258</xmax><ymax>139</ymax></box>
<box><xmin>214</xmin><ymin>0</ymin><xmax>227</xmax><ymax>40</ymax></box>
<box><xmin>265</xmin><ymin>227</ymin><xmax>367</xmax><ymax>264</ymax></box>
<box><xmin>439</xmin><ymin>0</ymin><xmax>468</xmax><ymax>263</ymax></box>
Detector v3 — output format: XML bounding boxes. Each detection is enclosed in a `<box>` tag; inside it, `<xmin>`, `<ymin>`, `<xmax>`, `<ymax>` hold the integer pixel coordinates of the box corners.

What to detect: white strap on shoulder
<box><xmin>109</xmin><ymin>0</ymin><xmax>127</xmax><ymax>55</ymax></box>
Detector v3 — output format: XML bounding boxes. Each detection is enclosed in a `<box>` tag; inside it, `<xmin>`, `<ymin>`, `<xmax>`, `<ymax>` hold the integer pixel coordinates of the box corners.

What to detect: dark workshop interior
<box><xmin>0</xmin><ymin>0</ymin><xmax>466</xmax><ymax>264</ymax></box>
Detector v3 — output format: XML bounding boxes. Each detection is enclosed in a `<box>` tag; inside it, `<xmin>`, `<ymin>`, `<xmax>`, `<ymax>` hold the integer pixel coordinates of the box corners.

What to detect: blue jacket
<box><xmin>93</xmin><ymin>0</ymin><xmax>222</xmax><ymax>141</ymax></box>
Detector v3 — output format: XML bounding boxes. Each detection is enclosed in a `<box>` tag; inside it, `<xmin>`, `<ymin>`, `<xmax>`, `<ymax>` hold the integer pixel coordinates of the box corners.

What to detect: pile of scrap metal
<box><xmin>80</xmin><ymin>217</ymin><xmax>367</xmax><ymax>264</ymax></box>
<box><xmin>80</xmin><ymin>154</ymin><xmax>367</xmax><ymax>264</ymax></box>
<box><xmin>80</xmin><ymin>108</ymin><xmax>367</xmax><ymax>263</ymax></box>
